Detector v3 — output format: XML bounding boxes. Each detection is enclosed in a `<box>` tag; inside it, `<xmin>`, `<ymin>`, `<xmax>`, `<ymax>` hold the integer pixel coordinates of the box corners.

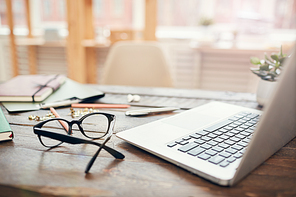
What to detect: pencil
<box><xmin>71</xmin><ymin>103</ymin><xmax>130</xmax><ymax>109</ymax></box>
<box><xmin>50</xmin><ymin>107</ymin><xmax>69</xmax><ymax>132</ymax></box>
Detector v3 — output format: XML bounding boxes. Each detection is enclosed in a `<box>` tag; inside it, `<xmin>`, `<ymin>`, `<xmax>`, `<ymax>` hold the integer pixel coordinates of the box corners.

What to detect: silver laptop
<box><xmin>116</xmin><ymin>45</ymin><xmax>296</xmax><ymax>186</ymax></box>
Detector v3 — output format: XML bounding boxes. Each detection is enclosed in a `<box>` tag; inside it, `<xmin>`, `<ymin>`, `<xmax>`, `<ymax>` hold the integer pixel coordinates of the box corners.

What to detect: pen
<box><xmin>125</xmin><ymin>107</ymin><xmax>179</xmax><ymax>116</ymax></box>
<box><xmin>40</xmin><ymin>99</ymin><xmax>81</xmax><ymax>109</ymax></box>
<box><xmin>71</xmin><ymin>103</ymin><xmax>131</xmax><ymax>109</ymax></box>
<box><xmin>50</xmin><ymin>107</ymin><xmax>69</xmax><ymax>132</ymax></box>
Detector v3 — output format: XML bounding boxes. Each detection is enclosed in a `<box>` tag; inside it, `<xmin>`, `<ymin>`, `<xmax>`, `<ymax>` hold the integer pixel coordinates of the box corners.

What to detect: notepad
<box><xmin>0</xmin><ymin>74</ymin><xmax>66</xmax><ymax>102</ymax></box>
<box><xmin>2</xmin><ymin>78</ymin><xmax>105</xmax><ymax>112</ymax></box>
<box><xmin>0</xmin><ymin>107</ymin><xmax>13</xmax><ymax>142</ymax></box>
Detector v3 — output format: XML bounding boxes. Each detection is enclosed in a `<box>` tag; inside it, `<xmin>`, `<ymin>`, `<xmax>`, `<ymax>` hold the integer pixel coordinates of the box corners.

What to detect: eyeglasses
<box><xmin>33</xmin><ymin>112</ymin><xmax>125</xmax><ymax>173</ymax></box>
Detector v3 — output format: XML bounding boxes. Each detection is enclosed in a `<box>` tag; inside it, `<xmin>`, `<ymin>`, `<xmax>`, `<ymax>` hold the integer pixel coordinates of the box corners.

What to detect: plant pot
<box><xmin>256</xmin><ymin>79</ymin><xmax>278</xmax><ymax>106</ymax></box>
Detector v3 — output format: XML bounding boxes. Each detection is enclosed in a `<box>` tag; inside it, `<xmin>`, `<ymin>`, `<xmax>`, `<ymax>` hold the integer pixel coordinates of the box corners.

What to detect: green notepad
<box><xmin>0</xmin><ymin>107</ymin><xmax>13</xmax><ymax>142</ymax></box>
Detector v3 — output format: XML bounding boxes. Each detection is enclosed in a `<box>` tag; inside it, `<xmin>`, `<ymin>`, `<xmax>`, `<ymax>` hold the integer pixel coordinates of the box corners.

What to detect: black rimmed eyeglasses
<box><xmin>33</xmin><ymin>112</ymin><xmax>125</xmax><ymax>173</ymax></box>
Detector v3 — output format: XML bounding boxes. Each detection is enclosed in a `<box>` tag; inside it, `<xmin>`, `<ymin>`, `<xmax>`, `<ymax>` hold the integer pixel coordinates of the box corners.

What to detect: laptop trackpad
<box><xmin>161</xmin><ymin>102</ymin><xmax>239</xmax><ymax>131</ymax></box>
<box><xmin>162</xmin><ymin>113</ymin><xmax>218</xmax><ymax>130</ymax></box>
<box><xmin>162</xmin><ymin>106</ymin><xmax>225</xmax><ymax>131</ymax></box>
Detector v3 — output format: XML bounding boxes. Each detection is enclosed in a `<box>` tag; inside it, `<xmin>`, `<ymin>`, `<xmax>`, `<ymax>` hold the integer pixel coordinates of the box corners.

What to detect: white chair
<box><xmin>101</xmin><ymin>41</ymin><xmax>173</xmax><ymax>87</ymax></box>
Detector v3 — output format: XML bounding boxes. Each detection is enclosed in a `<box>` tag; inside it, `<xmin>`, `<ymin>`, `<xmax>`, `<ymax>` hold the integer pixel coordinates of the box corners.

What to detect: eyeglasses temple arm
<box><xmin>84</xmin><ymin>137</ymin><xmax>108</xmax><ymax>173</ymax></box>
<box><xmin>34</xmin><ymin>129</ymin><xmax>125</xmax><ymax>159</ymax></box>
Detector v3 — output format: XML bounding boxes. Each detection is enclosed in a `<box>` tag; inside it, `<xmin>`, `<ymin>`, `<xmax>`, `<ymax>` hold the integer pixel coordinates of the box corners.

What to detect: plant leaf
<box><xmin>250</xmin><ymin>57</ymin><xmax>261</xmax><ymax>65</ymax></box>
<box><xmin>271</xmin><ymin>54</ymin><xmax>279</xmax><ymax>61</ymax></box>
<box><xmin>259</xmin><ymin>64</ymin><xmax>270</xmax><ymax>71</ymax></box>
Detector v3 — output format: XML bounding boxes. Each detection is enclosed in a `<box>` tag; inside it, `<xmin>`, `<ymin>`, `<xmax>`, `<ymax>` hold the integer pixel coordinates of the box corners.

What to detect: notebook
<box><xmin>0</xmin><ymin>107</ymin><xmax>13</xmax><ymax>142</ymax></box>
<box><xmin>0</xmin><ymin>74</ymin><xmax>66</xmax><ymax>102</ymax></box>
<box><xmin>2</xmin><ymin>78</ymin><xmax>105</xmax><ymax>112</ymax></box>
<box><xmin>116</xmin><ymin>45</ymin><xmax>296</xmax><ymax>186</ymax></box>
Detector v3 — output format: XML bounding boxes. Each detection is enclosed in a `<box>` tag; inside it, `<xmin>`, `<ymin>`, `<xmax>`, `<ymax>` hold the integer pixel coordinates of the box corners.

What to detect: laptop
<box><xmin>116</xmin><ymin>45</ymin><xmax>296</xmax><ymax>186</ymax></box>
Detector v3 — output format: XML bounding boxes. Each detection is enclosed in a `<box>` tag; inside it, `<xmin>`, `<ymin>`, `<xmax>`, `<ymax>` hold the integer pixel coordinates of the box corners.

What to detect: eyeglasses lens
<box><xmin>81</xmin><ymin>114</ymin><xmax>109</xmax><ymax>138</ymax></box>
<box><xmin>40</xmin><ymin>119</ymin><xmax>69</xmax><ymax>147</ymax></box>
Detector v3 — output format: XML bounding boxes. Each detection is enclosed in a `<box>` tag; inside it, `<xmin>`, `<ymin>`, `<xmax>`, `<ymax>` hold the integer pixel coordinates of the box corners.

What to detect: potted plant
<box><xmin>250</xmin><ymin>46</ymin><xmax>288</xmax><ymax>106</ymax></box>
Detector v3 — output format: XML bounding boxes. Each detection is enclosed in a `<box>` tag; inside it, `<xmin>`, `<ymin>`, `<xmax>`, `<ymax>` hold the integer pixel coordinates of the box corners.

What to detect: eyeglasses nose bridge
<box><xmin>69</xmin><ymin>120</ymin><xmax>83</xmax><ymax>134</ymax></box>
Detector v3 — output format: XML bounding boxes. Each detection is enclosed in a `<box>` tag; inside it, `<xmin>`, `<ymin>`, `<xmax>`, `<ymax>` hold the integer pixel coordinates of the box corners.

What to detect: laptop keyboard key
<box><xmin>228</xmin><ymin>117</ymin><xmax>240</xmax><ymax>121</ymax></box>
<box><xmin>219</xmin><ymin>128</ymin><xmax>229</xmax><ymax>133</ymax></box>
<box><xmin>235</xmin><ymin>134</ymin><xmax>246</xmax><ymax>139</ymax></box>
<box><xmin>229</xmin><ymin>137</ymin><xmax>240</xmax><ymax>142</ymax></box>
<box><xmin>234</xmin><ymin>127</ymin><xmax>244</xmax><ymax>132</ymax></box>
<box><xmin>237</xmin><ymin>141</ymin><xmax>248</xmax><ymax>147</ymax></box>
<box><xmin>228</xmin><ymin>123</ymin><xmax>238</xmax><ymax>128</ymax></box>
<box><xmin>200</xmin><ymin>144</ymin><xmax>212</xmax><ymax>150</ymax></box>
<box><xmin>203</xmin><ymin>119</ymin><xmax>233</xmax><ymax>132</ymax></box>
<box><xmin>201</xmin><ymin>136</ymin><xmax>211</xmax><ymax>141</ymax></box>
<box><xmin>219</xmin><ymin>152</ymin><xmax>231</xmax><ymax>158</ymax></box>
<box><xmin>178</xmin><ymin>142</ymin><xmax>199</xmax><ymax>152</ymax></box>
<box><xmin>188</xmin><ymin>147</ymin><xmax>205</xmax><ymax>156</ymax></box>
<box><xmin>247</xmin><ymin>113</ymin><xmax>259</xmax><ymax>119</ymax></box>
<box><xmin>207</xmin><ymin>133</ymin><xmax>217</xmax><ymax>138</ymax></box>
<box><xmin>205</xmin><ymin>150</ymin><xmax>217</xmax><ymax>156</ymax></box>
<box><xmin>209</xmin><ymin>155</ymin><xmax>225</xmax><ymax>164</ymax></box>
<box><xmin>212</xmin><ymin>146</ymin><xmax>224</xmax><ymax>152</ymax></box>
<box><xmin>219</xmin><ymin>135</ymin><xmax>229</xmax><ymax>140</ymax></box>
<box><xmin>224</xmin><ymin>132</ymin><xmax>235</xmax><ymax>137</ymax></box>
<box><xmin>229</xmin><ymin>129</ymin><xmax>240</xmax><ymax>134</ymax></box>
<box><xmin>179</xmin><ymin>141</ymin><xmax>189</xmax><ymax>145</ymax></box>
<box><xmin>207</xmin><ymin>140</ymin><xmax>218</xmax><ymax>146</ymax></box>
<box><xmin>189</xmin><ymin>133</ymin><xmax>201</xmax><ymax>139</ymax></box>
<box><xmin>194</xmin><ymin>139</ymin><xmax>206</xmax><ymax>145</ymax></box>
<box><xmin>167</xmin><ymin>142</ymin><xmax>177</xmax><ymax>148</ymax></box>
<box><xmin>232</xmin><ymin>145</ymin><xmax>243</xmax><ymax>151</ymax></box>
<box><xmin>240</xmin><ymin>131</ymin><xmax>250</xmax><ymax>136</ymax></box>
<box><xmin>227</xmin><ymin>157</ymin><xmax>236</xmax><ymax>163</ymax></box>
<box><xmin>240</xmin><ymin>125</ymin><xmax>249</xmax><ymax>129</ymax></box>
<box><xmin>225</xmin><ymin>147</ymin><xmax>237</xmax><ymax>154</ymax></box>
<box><xmin>213</xmin><ymin>137</ymin><xmax>224</xmax><ymax>143</ymax></box>
<box><xmin>224</xmin><ymin>126</ymin><xmax>232</xmax><ymax>130</ymax></box>
<box><xmin>218</xmin><ymin>143</ymin><xmax>230</xmax><ymax>149</ymax></box>
<box><xmin>182</xmin><ymin>136</ymin><xmax>191</xmax><ymax>140</ymax></box>
<box><xmin>198</xmin><ymin>153</ymin><xmax>211</xmax><ymax>160</ymax></box>
<box><xmin>213</xmin><ymin>131</ymin><xmax>223</xmax><ymax>135</ymax></box>
<box><xmin>224</xmin><ymin>140</ymin><xmax>235</xmax><ymax>146</ymax></box>
<box><xmin>233</xmin><ymin>152</ymin><xmax>243</xmax><ymax>158</ymax></box>
<box><xmin>220</xmin><ymin>160</ymin><xmax>230</xmax><ymax>167</ymax></box>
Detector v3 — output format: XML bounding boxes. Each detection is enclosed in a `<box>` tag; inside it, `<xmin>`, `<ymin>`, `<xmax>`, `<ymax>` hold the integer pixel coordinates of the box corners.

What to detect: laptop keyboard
<box><xmin>166</xmin><ymin>111</ymin><xmax>260</xmax><ymax>168</ymax></box>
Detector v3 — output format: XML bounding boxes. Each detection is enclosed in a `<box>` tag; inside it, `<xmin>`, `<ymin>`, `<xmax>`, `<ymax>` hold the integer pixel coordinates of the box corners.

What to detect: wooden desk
<box><xmin>1</xmin><ymin>86</ymin><xmax>295</xmax><ymax>197</ymax></box>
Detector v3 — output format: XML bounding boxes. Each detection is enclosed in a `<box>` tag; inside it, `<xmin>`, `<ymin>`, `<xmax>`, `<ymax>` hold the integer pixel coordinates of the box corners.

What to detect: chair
<box><xmin>101</xmin><ymin>41</ymin><xmax>173</xmax><ymax>87</ymax></box>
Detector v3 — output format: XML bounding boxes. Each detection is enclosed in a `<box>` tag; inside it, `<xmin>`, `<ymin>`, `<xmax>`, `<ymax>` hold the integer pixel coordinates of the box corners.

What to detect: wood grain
<box><xmin>5</xmin><ymin>0</ymin><xmax>19</xmax><ymax>77</ymax></box>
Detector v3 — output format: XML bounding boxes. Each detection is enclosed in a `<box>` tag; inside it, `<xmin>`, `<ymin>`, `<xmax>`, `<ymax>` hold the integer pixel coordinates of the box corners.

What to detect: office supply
<box><xmin>125</xmin><ymin>107</ymin><xmax>179</xmax><ymax>116</ymax></box>
<box><xmin>40</xmin><ymin>98</ymin><xmax>81</xmax><ymax>109</ymax></box>
<box><xmin>0</xmin><ymin>74</ymin><xmax>66</xmax><ymax>102</ymax></box>
<box><xmin>116</xmin><ymin>46</ymin><xmax>296</xmax><ymax>186</ymax></box>
<box><xmin>33</xmin><ymin>112</ymin><xmax>124</xmax><ymax>173</ymax></box>
<box><xmin>49</xmin><ymin>107</ymin><xmax>68</xmax><ymax>131</ymax></box>
<box><xmin>71</xmin><ymin>103</ymin><xmax>130</xmax><ymax>109</ymax></box>
<box><xmin>0</xmin><ymin>107</ymin><xmax>13</xmax><ymax>142</ymax></box>
<box><xmin>2</xmin><ymin>78</ymin><xmax>105</xmax><ymax>112</ymax></box>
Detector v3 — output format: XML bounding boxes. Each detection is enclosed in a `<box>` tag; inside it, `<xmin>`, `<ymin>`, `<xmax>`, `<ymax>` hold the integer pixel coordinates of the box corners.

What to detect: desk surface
<box><xmin>1</xmin><ymin>85</ymin><xmax>295</xmax><ymax>197</ymax></box>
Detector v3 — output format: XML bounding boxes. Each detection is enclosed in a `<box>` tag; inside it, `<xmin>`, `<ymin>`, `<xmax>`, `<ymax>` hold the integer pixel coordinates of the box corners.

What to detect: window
<box><xmin>157</xmin><ymin>0</ymin><xmax>296</xmax><ymax>40</ymax></box>
<box><xmin>93</xmin><ymin>0</ymin><xmax>133</xmax><ymax>29</ymax></box>
<box><xmin>41</xmin><ymin>0</ymin><xmax>66</xmax><ymax>22</ymax></box>
<box><xmin>0</xmin><ymin>0</ymin><xmax>26</xmax><ymax>27</ymax></box>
